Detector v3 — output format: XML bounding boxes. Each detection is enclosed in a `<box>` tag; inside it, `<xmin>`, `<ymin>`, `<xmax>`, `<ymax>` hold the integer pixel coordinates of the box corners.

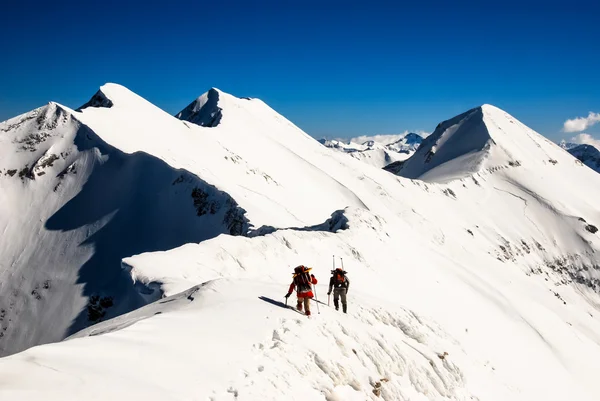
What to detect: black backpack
<box><xmin>331</xmin><ymin>269</ymin><xmax>347</xmax><ymax>288</ymax></box>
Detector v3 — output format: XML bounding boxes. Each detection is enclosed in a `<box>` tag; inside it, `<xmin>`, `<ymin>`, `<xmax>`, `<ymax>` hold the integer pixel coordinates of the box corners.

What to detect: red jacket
<box><xmin>288</xmin><ymin>274</ymin><xmax>318</xmax><ymax>298</ymax></box>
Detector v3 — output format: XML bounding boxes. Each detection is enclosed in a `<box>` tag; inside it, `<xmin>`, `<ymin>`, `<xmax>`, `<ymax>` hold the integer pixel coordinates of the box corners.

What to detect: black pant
<box><xmin>333</xmin><ymin>288</ymin><xmax>347</xmax><ymax>312</ymax></box>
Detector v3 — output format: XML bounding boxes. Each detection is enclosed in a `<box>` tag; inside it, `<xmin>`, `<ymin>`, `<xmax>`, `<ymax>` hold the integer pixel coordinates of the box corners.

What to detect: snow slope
<box><xmin>1</xmin><ymin>86</ymin><xmax>600</xmax><ymax>400</ymax></box>
<box><xmin>0</xmin><ymin>100</ymin><xmax>247</xmax><ymax>356</ymax></box>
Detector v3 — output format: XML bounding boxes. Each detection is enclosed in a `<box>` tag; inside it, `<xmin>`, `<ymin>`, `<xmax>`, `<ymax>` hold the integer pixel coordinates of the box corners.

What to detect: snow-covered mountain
<box><xmin>385</xmin><ymin>132</ymin><xmax>423</xmax><ymax>153</ymax></box>
<box><xmin>1</xmin><ymin>86</ymin><xmax>600</xmax><ymax>401</ymax></box>
<box><xmin>567</xmin><ymin>144</ymin><xmax>600</xmax><ymax>173</ymax></box>
<box><xmin>558</xmin><ymin>139</ymin><xmax>579</xmax><ymax>151</ymax></box>
<box><xmin>0</xmin><ymin>96</ymin><xmax>247</xmax><ymax>357</ymax></box>
<box><xmin>319</xmin><ymin>133</ymin><xmax>423</xmax><ymax>169</ymax></box>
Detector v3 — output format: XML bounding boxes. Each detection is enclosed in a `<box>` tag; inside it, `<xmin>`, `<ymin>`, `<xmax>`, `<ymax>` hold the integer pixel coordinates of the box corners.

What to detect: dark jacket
<box><xmin>328</xmin><ymin>274</ymin><xmax>349</xmax><ymax>293</ymax></box>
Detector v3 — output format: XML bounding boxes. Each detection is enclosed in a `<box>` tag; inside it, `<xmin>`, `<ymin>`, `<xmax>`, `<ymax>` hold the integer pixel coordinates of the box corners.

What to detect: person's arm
<box><xmin>285</xmin><ymin>282</ymin><xmax>295</xmax><ymax>297</ymax></box>
<box><xmin>345</xmin><ymin>276</ymin><xmax>349</xmax><ymax>292</ymax></box>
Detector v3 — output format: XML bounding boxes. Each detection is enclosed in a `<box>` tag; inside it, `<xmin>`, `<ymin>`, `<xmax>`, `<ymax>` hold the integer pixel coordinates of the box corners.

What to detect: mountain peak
<box><xmin>480</xmin><ymin>103</ymin><xmax>500</xmax><ymax>112</ymax></box>
<box><xmin>395</xmin><ymin>104</ymin><xmax>572</xmax><ymax>182</ymax></box>
<box><xmin>77</xmin><ymin>83</ymin><xmax>155</xmax><ymax>112</ymax></box>
<box><xmin>175</xmin><ymin>88</ymin><xmax>223</xmax><ymax>127</ymax></box>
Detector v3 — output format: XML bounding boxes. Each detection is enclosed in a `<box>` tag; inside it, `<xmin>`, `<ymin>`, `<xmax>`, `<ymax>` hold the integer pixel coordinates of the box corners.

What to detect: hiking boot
<box><xmin>306</xmin><ymin>310</ymin><xmax>311</xmax><ymax>316</ymax></box>
<box><xmin>343</xmin><ymin>304</ymin><xmax>347</xmax><ymax>313</ymax></box>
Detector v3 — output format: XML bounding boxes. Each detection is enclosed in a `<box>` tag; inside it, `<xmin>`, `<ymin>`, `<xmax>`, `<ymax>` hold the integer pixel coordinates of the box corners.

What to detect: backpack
<box><xmin>332</xmin><ymin>269</ymin><xmax>347</xmax><ymax>287</ymax></box>
<box><xmin>293</xmin><ymin>266</ymin><xmax>312</xmax><ymax>292</ymax></box>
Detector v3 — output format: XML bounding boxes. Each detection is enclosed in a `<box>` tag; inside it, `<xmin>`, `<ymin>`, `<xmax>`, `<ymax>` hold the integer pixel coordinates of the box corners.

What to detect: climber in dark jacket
<box><xmin>327</xmin><ymin>268</ymin><xmax>349</xmax><ymax>313</ymax></box>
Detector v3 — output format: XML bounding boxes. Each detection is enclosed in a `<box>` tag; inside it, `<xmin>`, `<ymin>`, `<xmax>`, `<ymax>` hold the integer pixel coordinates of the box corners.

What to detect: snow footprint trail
<box><xmin>217</xmin><ymin>291</ymin><xmax>472</xmax><ymax>401</ymax></box>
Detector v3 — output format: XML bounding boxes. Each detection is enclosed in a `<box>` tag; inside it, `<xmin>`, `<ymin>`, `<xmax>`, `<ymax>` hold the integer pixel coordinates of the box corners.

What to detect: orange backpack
<box><xmin>333</xmin><ymin>269</ymin><xmax>346</xmax><ymax>285</ymax></box>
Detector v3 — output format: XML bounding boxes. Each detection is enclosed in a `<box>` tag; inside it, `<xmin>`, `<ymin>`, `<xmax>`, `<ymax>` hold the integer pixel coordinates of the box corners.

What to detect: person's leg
<box><xmin>333</xmin><ymin>290</ymin><xmax>340</xmax><ymax>310</ymax></box>
<box><xmin>296</xmin><ymin>296</ymin><xmax>304</xmax><ymax>311</ymax></box>
<box><xmin>304</xmin><ymin>297</ymin><xmax>311</xmax><ymax>315</ymax></box>
<box><xmin>341</xmin><ymin>289</ymin><xmax>347</xmax><ymax>313</ymax></box>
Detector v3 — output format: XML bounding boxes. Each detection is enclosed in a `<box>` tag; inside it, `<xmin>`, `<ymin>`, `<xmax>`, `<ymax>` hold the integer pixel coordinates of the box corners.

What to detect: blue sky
<box><xmin>1</xmin><ymin>0</ymin><xmax>598</xmax><ymax>143</ymax></box>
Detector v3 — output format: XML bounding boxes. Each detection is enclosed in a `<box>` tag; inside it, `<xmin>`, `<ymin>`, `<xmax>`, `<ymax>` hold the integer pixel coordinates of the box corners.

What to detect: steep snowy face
<box><xmin>175</xmin><ymin>88</ymin><xmax>223</xmax><ymax>127</ymax></box>
<box><xmin>79</xmin><ymin>84</ymin><xmax>368</xmax><ymax>229</ymax></box>
<box><xmin>395</xmin><ymin>105</ymin><xmax>579</xmax><ymax>182</ymax></box>
<box><xmin>568</xmin><ymin>144</ymin><xmax>600</xmax><ymax>173</ymax></box>
<box><xmin>0</xmin><ymin>96</ymin><xmax>248</xmax><ymax>357</ymax></box>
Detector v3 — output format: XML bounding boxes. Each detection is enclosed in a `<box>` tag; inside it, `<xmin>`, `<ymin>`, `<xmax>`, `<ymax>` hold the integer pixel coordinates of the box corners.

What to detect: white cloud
<box><xmin>563</xmin><ymin>112</ymin><xmax>600</xmax><ymax>133</ymax></box>
<box><xmin>570</xmin><ymin>133</ymin><xmax>600</xmax><ymax>149</ymax></box>
<box><xmin>348</xmin><ymin>130</ymin><xmax>429</xmax><ymax>145</ymax></box>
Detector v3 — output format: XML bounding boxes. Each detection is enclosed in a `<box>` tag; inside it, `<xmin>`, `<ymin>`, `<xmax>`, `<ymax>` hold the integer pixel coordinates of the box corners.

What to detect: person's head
<box><xmin>295</xmin><ymin>265</ymin><xmax>309</xmax><ymax>274</ymax></box>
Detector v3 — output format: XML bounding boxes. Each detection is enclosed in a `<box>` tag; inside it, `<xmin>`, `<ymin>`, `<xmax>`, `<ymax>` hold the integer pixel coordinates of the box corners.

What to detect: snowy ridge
<box><xmin>81</xmin><ymin>84</ymin><xmax>367</xmax><ymax>228</ymax></box>
<box><xmin>6</xmin><ymin>279</ymin><xmax>468</xmax><ymax>401</ymax></box>
<box><xmin>1</xmin><ymin>85</ymin><xmax>600</xmax><ymax>400</ymax></box>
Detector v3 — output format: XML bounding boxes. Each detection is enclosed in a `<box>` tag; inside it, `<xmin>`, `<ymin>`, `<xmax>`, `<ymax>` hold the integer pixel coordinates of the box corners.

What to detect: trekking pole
<box><xmin>328</xmin><ymin>293</ymin><xmax>330</xmax><ymax>307</ymax></box>
<box><xmin>341</xmin><ymin>257</ymin><xmax>344</xmax><ymax>270</ymax></box>
<box><xmin>314</xmin><ymin>284</ymin><xmax>321</xmax><ymax>314</ymax></box>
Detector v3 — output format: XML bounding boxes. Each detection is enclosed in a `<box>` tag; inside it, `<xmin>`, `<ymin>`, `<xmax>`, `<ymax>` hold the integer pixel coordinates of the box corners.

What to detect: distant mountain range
<box><xmin>318</xmin><ymin>133</ymin><xmax>423</xmax><ymax>168</ymax></box>
<box><xmin>559</xmin><ymin>140</ymin><xmax>600</xmax><ymax>173</ymax></box>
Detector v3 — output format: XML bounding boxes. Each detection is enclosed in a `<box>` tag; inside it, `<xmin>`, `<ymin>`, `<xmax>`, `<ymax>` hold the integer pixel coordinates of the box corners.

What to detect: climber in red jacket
<box><xmin>285</xmin><ymin>265</ymin><xmax>318</xmax><ymax>315</ymax></box>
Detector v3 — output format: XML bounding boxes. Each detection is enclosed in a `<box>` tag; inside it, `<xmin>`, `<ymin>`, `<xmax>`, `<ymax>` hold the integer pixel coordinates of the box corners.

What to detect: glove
<box><xmin>327</xmin><ymin>291</ymin><xmax>331</xmax><ymax>295</ymax></box>
<box><xmin>311</xmin><ymin>274</ymin><xmax>315</xmax><ymax>278</ymax></box>
<box><xmin>284</xmin><ymin>293</ymin><xmax>291</xmax><ymax>298</ymax></box>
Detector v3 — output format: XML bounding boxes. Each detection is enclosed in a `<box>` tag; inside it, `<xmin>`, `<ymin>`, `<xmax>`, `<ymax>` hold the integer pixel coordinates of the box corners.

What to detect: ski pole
<box><xmin>328</xmin><ymin>293</ymin><xmax>330</xmax><ymax>307</ymax></box>
<box><xmin>341</xmin><ymin>257</ymin><xmax>344</xmax><ymax>270</ymax></box>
